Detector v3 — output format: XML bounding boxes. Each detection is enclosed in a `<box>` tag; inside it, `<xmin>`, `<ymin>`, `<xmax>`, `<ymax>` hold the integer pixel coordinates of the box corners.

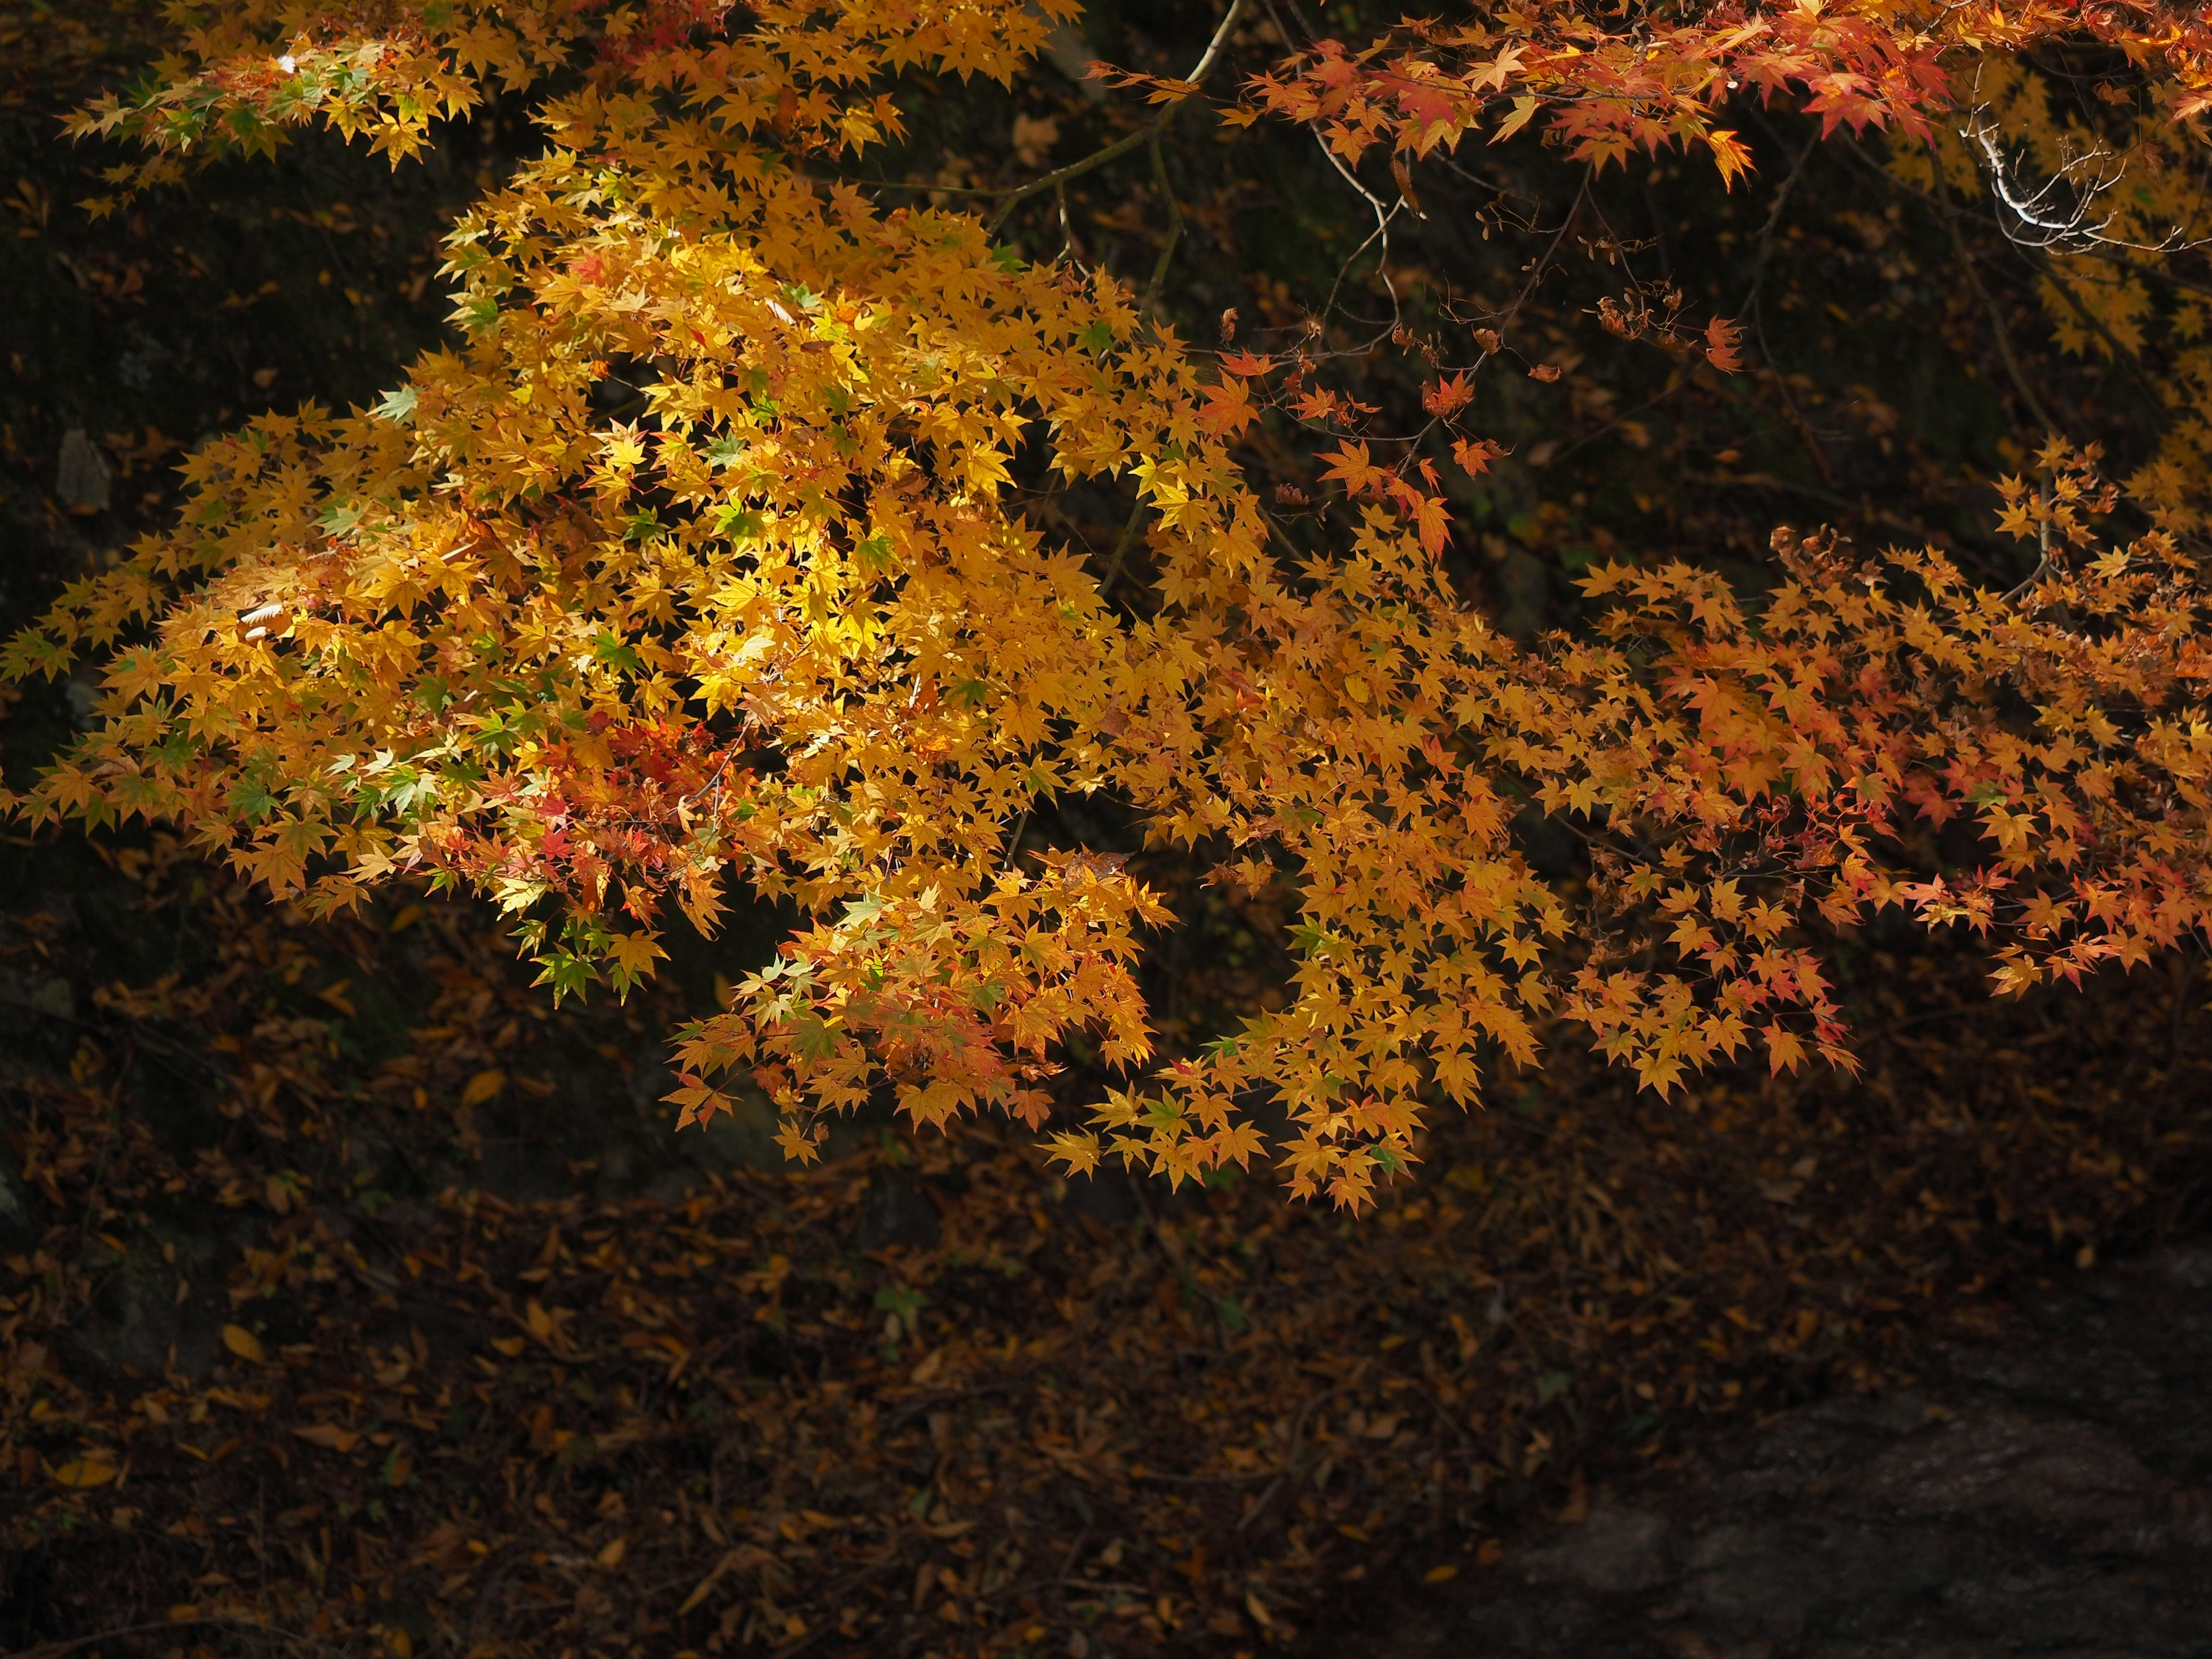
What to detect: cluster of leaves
<box><xmin>1242</xmin><ymin>0</ymin><xmax>2212</xmax><ymax>185</ymax></box>
<box><xmin>5</xmin><ymin>844</ymin><xmax>2210</xmax><ymax>1657</ymax></box>
<box><xmin>15</xmin><ymin>0</ymin><xmax>2212</xmax><ymax>1210</ymax></box>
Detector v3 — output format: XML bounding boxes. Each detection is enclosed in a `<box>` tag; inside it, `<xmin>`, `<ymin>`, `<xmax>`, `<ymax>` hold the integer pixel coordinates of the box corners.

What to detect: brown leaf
<box><xmin>677</xmin><ymin>1547</ymin><xmax>764</xmax><ymax>1615</ymax></box>
<box><xmin>461</xmin><ymin>1068</ymin><xmax>506</xmax><ymax>1108</ymax></box>
<box><xmin>6</xmin><ymin>1340</ymin><xmax>47</xmax><ymax>1393</ymax></box>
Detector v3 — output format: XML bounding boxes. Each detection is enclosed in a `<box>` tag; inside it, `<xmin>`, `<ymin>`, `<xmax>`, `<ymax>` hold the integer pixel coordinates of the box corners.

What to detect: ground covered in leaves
<box><xmin>3</xmin><ymin>835</ymin><xmax>2209</xmax><ymax>1659</ymax></box>
<box><xmin>1341</xmin><ymin>1240</ymin><xmax>2212</xmax><ymax>1657</ymax></box>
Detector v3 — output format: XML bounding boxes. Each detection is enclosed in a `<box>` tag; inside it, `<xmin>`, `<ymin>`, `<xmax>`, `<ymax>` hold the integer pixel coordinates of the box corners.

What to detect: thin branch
<box><xmin>2001</xmin><ymin>476</ymin><xmax>2057</xmax><ymax>605</ymax></box>
<box><xmin>1933</xmin><ymin>164</ymin><xmax>2062</xmax><ymax>438</ymax></box>
<box><xmin>1740</xmin><ymin>128</ymin><xmax>1835</xmax><ymax>485</ymax></box>
<box><xmin>1962</xmin><ymin>103</ymin><xmax>2200</xmax><ymax>256</ymax></box>
<box><xmin>1052</xmin><ymin>179</ymin><xmax>1077</xmax><ymax>264</ymax></box>
<box><xmin>1141</xmin><ymin>127</ymin><xmax>1185</xmax><ymax>314</ymax></box>
<box><xmin>988</xmin><ymin>0</ymin><xmax>1247</xmax><ymax>240</ymax></box>
<box><xmin>2026</xmin><ymin>250</ymin><xmax>2173</xmax><ymax>413</ymax></box>
<box><xmin>1501</xmin><ymin>171</ymin><xmax>1591</xmax><ymax>331</ymax></box>
<box><xmin>1681</xmin><ymin>469</ymin><xmax>1993</xmax><ymax>573</ymax></box>
<box><xmin>1255</xmin><ymin>0</ymin><xmax>1322</xmax><ymax>51</ymax></box>
<box><xmin>1098</xmin><ymin>493</ymin><xmax>1150</xmax><ymax>599</ymax></box>
<box><xmin>1543</xmin><ymin>369</ymin><xmax>1686</xmax><ymax>470</ymax></box>
<box><xmin>1740</xmin><ymin>128</ymin><xmax>1821</xmax><ymax>319</ymax></box>
<box><xmin>1315</xmin><ymin>193</ymin><xmax>1404</xmax><ymax>339</ymax></box>
<box><xmin>986</xmin><ymin>128</ymin><xmax>1152</xmax><ymax>233</ymax></box>
<box><xmin>1235</xmin><ymin>1372</ymin><xmax>1368</xmax><ymax>1532</ymax></box>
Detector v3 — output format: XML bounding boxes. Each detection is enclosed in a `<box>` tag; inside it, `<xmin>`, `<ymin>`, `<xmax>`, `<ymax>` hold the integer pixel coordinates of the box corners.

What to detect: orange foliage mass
<box><xmin>13</xmin><ymin>0</ymin><xmax>2212</xmax><ymax>1209</ymax></box>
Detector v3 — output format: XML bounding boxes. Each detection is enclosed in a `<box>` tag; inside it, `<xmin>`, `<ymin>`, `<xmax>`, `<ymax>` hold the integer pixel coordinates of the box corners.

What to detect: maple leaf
<box><xmin>1452</xmin><ymin>436</ymin><xmax>1508</xmax><ymax>476</ymax></box>
<box><xmin>1703</xmin><ymin>316</ymin><xmax>1746</xmax><ymax>373</ymax></box>
<box><xmin>1408</xmin><ymin>490</ymin><xmax>1452</xmax><ymax>558</ymax></box>
<box><xmin>1422</xmin><ymin>372</ymin><xmax>1475</xmax><ymax>417</ymax></box>
<box><xmin>1198</xmin><ymin>376</ymin><xmax>1258</xmax><ymax>438</ymax></box>
<box><xmin>604</xmin><ymin>929</ymin><xmax>669</xmax><ymax>997</ymax></box>
<box><xmin>1319</xmin><ymin>440</ymin><xmax>1388</xmax><ymax>495</ymax></box>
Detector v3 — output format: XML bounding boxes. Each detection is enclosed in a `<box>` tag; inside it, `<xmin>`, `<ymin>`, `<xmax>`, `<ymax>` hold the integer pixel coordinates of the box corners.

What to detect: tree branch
<box><xmin>989</xmin><ymin>0</ymin><xmax>1247</xmax><ymax>239</ymax></box>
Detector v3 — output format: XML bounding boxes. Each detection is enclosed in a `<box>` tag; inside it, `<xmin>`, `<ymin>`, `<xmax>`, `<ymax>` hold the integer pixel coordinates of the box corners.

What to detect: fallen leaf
<box><xmin>293</xmin><ymin>1423</ymin><xmax>361</xmax><ymax>1452</ymax></box>
<box><xmin>596</xmin><ymin>1536</ymin><xmax>627</xmax><ymax>1568</ymax></box>
<box><xmin>1423</xmin><ymin>1563</ymin><xmax>1459</xmax><ymax>1584</ymax></box>
<box><xmin>7</xmin><ymin>1339</ymin><xmax>46</xmax><ymax>1391</ymax></box>
<box><xmin>678</xmin><ymin>1547</ymin><xmax>758</xmax><ymax>1615</ymax></box>
<box><xmin>220</xmin><ymin>1324</ymin><xmax>266</xmax><ymax>1364</ymax></box>
<box><xmin>461</xmin><ymin>1068</ymin><xmax>506</xmax><ymax>1108</ymax></box>
<box><xmin>51</xmin><ymin>1457</ymin><xmax>119</xmax><ymax>1487</ymax></box>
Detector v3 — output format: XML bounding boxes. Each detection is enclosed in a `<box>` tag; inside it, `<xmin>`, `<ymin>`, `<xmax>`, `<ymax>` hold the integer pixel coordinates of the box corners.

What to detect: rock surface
<box><xmin>1353</xmin><ymin>1244</ymin><xmax>2212</xmax><ymax>1657</ymax></box>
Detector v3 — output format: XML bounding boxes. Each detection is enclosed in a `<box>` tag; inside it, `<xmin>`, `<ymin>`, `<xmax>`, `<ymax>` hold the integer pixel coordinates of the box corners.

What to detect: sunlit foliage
<box><xmin>13</xmin><ymin>0</ymin><xmax>2212</xmax><ymax>1207</ymax></box>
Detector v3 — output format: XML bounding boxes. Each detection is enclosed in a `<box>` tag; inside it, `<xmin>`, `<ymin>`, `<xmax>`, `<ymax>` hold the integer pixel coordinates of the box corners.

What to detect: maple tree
<box><xmin>13</xmin><ymin>0</ymin><xmax>2212</xmax><ymax>1211</ymax></box>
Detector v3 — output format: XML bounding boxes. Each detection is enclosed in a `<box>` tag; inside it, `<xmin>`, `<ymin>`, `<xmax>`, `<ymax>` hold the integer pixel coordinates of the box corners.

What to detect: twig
<box><xmin>1141</xmin><ymin>127</ymin><xmax>1184</xmax><ymax>315</ymax></box>
<box><xmin>1406</xmin><ymin>1380</ymin><xmax>1479</xmax><ymax>1452</ymax></box>
<box><xmin>1052</xmin><ymin>1527</ymin><xmax>1090</xmax><ymax>1588</ymax></box>
<box><xmin>7</xmin><ymin>1615</ymin><xmax>320</xmax><ymax>1659</ymax></box>
<box><xmin>2027</xmin><ymin>251</ymin><xmax>2173</xmax><ymax>412</ymax></box>
<box><xmin>1129</xmin><ymin>1464</ymin><xmax>1277</xmax><ymax>1484</ymax></box>
<box><xmin>2001</xmin><ymin>476</ymin><xmax>2056</xmax><ymax>605</ymax></box>
<box><xmin>987</xmin><ymin>128</ymin><xmax>1153</xmax><ymax>235</ymax></box>
<box><xmin>1503</xmin><ymin>173</ymin><xmax>1590</xmax><ymax>331</ymax></box>
<box><xmin>1680</xmin><ymin>469</ymin><xmax>1986</xmax><ymax>570</ymax></box>
<box><xmin>1097</xmin><ymin>493</ymin><xmax>1150</xmax><ymax>600</ymax></box>
<box><xmin>1740</xmin><ymin>129</ymin><xmax>1820</xmax><ymax>319</ymax></box>
<box><xmin>988</xmin><ymin>0</ymin><xmax>1246</xmax><ymax>241</ymax></box>
<box><xmin>1740</xmin><ymin>129</ymin><xmax>1835</xmax><ymax>484</ymax></box>
<box><xmin>1052</xmin><ymin>179</ymin><xmax>1077</xmax><ymax>265</ymax></box>
<box><xmin>1932</xmin><ymin>165</ymin><xmax>2061</xmax><ymax>438</ymax></box>
<box><xmin>1236</xmin><ymin>1370</ymin><xmax>1367</xmax><ymax>1532</ymax></box>
<box><xmin>1543</xmin><ymin>370</ymin><xmax>1685</xmax><ymax>471</ymax></box>
<box><xmin>1315</xmin><ymin>181</ymin><xmax>1405</xmax><ymax>338</ymax></box>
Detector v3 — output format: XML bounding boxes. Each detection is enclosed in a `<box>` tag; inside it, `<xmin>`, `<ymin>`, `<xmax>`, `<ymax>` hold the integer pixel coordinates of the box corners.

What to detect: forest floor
<box><xmin>1347</xmin><ymin>1236</ymin><xmax>2212</xmax><ymax>1658</ymax></box>
<box><xmin>5</xmin><ymin>840</ymin><xmax>2212</xmax><ymax>1659</ymax></box>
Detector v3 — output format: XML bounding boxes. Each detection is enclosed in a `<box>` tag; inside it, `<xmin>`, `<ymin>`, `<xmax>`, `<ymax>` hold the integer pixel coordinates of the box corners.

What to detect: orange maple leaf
<box><xmin>1451</xmin><ymin>436</ymin><xmax>1508</xmax><ymax>476</ymax></box>
<box><xmin>1319</xmin><ymin>440</ymin><xmax>1389</xmax><ymax>495</ymax></box>
<box><xmin>1704</xmin><ymin>316</ymin><xmax>1745</xmax><ymax>374</ymax></box>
